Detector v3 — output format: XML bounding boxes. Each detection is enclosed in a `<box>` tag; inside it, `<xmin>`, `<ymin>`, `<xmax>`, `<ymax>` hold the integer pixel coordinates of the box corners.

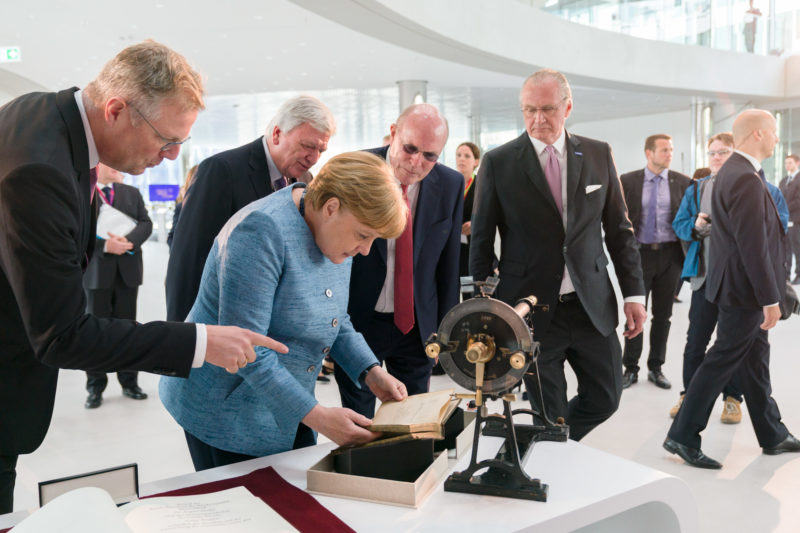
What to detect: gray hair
<box><xmin>520</xmin><ymin>69</ymin><xmax>572</xmax><ymax>104</ymax></box>
<box><xmin>85</xmin><ymin>39</ymin><xmax>205</xmax><ymax>119</ymax></box>
<box><xmin>266</xmin><ymin>95</ymin><xmax>336</xmax><ymax>138</ymax></box>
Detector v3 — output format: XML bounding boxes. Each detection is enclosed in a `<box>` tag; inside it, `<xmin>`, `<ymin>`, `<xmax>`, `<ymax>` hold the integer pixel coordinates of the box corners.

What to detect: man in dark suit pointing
<box><xmin>0</xmin><ymin>41</ymin><xmax>285</xmax><ymax>513</ymax></box>
<box><xmin>665</xmin><ymin>109</ymin><xmax>800</xmax><ymax>468</ymax></box>
<box><xmin>470</xmin><ymin>69</ymin><xmax>646</xmax><ymax>441</ymax></box>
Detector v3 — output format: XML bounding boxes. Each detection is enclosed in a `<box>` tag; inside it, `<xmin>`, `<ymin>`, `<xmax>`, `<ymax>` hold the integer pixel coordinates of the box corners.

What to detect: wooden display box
<box><xmin>306</xmin><ymin>408</ymin><xmax>476</xmax><ymax>508</ymax></box>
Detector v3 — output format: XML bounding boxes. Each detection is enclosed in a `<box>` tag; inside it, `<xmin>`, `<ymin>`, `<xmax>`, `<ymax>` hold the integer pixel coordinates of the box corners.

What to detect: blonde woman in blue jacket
<box><xmin>160</xmin><ymin>152</ymin><xmax>408</xmax><ymax>470</ymax></box>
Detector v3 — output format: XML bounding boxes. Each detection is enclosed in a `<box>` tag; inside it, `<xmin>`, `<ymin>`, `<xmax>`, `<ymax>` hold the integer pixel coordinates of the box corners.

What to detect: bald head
<box><xmin>388</xmin><ymin>103</ymin><xmax>449</xmax><ymax>185</ymax></box>
<box><xmin>732</xmin><ymin>109</ymin><xmax>778</xmax><ymax>161</ymax></box>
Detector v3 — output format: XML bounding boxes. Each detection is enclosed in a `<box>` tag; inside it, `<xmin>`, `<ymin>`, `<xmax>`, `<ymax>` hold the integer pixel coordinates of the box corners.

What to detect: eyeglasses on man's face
<box><xmin>521</xmin><ymin>97</ymin><xmax>568</xmax><ymax>117</ymax></box>
<box><xmin>401</xmin><ymin>143</ymin><xmax>439</xmax><ymax>163</ymax></box>
<box><xmin>129</xmin><ymin>103</ymin><xmax>191</xmax><ymax>152</ymax></box>
<box><xmin>707</xmin><ymin>149</ymin><xmax>732</xmax><ymax>157</ymax></box>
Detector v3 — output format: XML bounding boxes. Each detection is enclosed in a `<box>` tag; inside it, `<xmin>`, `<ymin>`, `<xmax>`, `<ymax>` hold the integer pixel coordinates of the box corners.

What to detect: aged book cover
<box><xmin>368</xmin><ymin>388</ymin><xmax>460</xmax><ymax>437</ymax></box>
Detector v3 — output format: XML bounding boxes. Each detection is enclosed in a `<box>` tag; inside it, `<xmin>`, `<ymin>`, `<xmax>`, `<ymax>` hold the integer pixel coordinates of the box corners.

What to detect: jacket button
<box><xmin>562</xmin><ymin>246</ymin><xmax>567</xmax><ymax>254</ymax></box>
<box><xmin>331</xmin><ymin>318</ymin><xmax>338</xmax><ymax>327</ymax></box>
<box><xmin>307</xmin><ymin>365</ymin><xmax>315</xmax><ymax>373</ymax></box>
<box><xmin>322</xmin><ymin>346</ymin><xmax>331</xmax><ymax>354</ymax></box>
<box><xmin>325</xmin><ymin>289</ymin><xmax>333</xmax><ymax>298</ymax></box>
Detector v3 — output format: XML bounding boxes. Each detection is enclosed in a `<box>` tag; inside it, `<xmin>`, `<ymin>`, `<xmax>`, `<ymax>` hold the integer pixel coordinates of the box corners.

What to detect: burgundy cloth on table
<box><xmin>143</xmin><ymin>466</ymin><xmax>354</xmax><ymax>533</ymax></box>
<box><xmin>544</xmin><ymin>145</ymin><xmax>563</xmax><ymax>215</ymax></box>
<box><xmin>394</xmin><ymin>184</ymin><xmax>415</xmax><ymax>334</ymax></box>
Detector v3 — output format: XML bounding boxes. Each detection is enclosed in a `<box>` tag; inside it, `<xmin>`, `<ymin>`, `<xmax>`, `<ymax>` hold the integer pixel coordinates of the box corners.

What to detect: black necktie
<box><xmin>102</xmin><ymin>186</ymin><xmax>113</xmax><ymax>205</ymax></box>
<box><xmin>758</xmin><ymin>169</ymin><xmax>766</xmax><ymax>183</ymax></box>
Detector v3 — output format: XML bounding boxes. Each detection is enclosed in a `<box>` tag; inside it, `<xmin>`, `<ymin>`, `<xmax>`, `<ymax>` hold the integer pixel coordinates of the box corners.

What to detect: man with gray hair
<box><xmin>166</xmin><ymin>95</ymin><xmax>335</xmax><ymax>322</ymax></box>
<box><xmin>470</xmin><ymin>69</ymin><xmax>646</xmax><ymax>441</ymax></box>
<box><xmin>0</xmin><ymin>40</ymin><xmax>286</xmax><ymax>514</ymax></box>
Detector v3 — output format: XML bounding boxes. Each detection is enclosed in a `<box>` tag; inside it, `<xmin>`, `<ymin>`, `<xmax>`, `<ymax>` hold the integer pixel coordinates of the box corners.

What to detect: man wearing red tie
<box><xmin>84</xmin><ymin>163</ymin><xmax>153</xmax><ymax>408</ymax></box>
<box><xmin>336</xmin><ymin>104</ymin><xmax>464</xmax><ymax>417</ymax></box>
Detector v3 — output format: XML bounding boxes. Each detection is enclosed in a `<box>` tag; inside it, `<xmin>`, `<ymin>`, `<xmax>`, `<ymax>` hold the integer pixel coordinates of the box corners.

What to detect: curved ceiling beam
<box><xmin>292</xmin><ymin>0</ymin><xmax>785</xmax><ymax>100</ymax></box>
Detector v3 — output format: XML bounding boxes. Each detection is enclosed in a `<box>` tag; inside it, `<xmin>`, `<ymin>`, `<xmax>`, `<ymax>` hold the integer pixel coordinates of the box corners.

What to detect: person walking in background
<box><xmin>455</xmin><ymin>141</ymin><xmax>480</xmax><ymax>278</ymax></box>
<box><xmin>620</xmin><ymin>135</ymin><xmax>691</xmax><ymax>390</ymax></box>
<box><xmin>779</xmin><ymin>154</ymin><xmax>800</xmax><ymax>284</ymax></box>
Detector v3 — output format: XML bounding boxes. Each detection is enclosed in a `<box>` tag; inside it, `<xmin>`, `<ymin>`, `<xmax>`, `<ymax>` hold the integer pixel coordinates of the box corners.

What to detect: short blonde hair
<box><xmin>708</xmin><ymin>132</ymin><xmax>734</xmax><ymax>147</ymax></box>
<box><xmin>306</xmin><ymin>152</ymin><xmax>407</xmax><ymax>239</ymax></box>
<box><xmin>85</xmin><ymin>40</ymin><xmax>204</xmax><ymax>118</ymax></box>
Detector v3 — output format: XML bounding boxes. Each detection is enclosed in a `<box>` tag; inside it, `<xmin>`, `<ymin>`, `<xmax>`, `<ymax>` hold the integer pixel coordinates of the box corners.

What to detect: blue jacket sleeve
<box><xmin>673</xmin><ymin>182</ymin><xmax>699</xmax><ymax>242</ymax></box>
<box><xmin>767</xmin><ymin>183</ymin><xmax>790</xmax><ymax>234</ymax></box>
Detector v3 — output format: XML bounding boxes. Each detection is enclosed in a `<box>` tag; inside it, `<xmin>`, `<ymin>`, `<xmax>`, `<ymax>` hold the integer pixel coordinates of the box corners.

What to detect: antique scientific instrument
<box><xmin>424</xmin><ymin>278</ymin><xmax>568</xmax><ymax>501</ymax></box>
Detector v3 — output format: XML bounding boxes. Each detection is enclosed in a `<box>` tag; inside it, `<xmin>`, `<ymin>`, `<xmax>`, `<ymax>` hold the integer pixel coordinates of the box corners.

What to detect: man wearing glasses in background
<box><xmin>335</xmin><ymin>103</ymin><xmax>463</xmax><ymax>417</ymax></box>
<box><xmin>470</xmin><ymin>69</ymin><xmax>646</xmax><ymax>441</ymax></box>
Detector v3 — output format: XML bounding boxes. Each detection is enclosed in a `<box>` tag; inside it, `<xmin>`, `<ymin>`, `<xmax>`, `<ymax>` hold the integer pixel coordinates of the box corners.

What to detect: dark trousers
<box><xmin>668</xmin><ymin>304</ymin><xmax>788</xmax><ymax>450</ymax></box>
<box><xmin>623</xmin><ymin>243</ymin><xmax>683</xmax><ymax>373</ymax></box>
<box><xmin>185</xmin><ymin>424</ymin><xmax>315</xmax><ymax>472</ymax></box>
<box><xmin>0</xmin><ymin>454</ymin><xmax>17</xmax><ymax>514</ymax></box>
<box><xmin>523</xmin><ymin>297</ymin><xmax>622</xmax><ymax>442</ymax></box>
<box><xmin>789</xmin><ymin>224</ymin><xmax>800</xmax><ymax>278</ymax></box>
<box><xmin>85</xmin><ymin>282</ymin><xmax>139</xmax><ymax>391</ymax></box>
<box><xmin>335</xmin><ymin>313</ymin><xmax>433</xmax><ymax>418</ymax></box>
<box><xmin>681</xmin><ymin>284</ymin><xmax>742</xmax><ymax>402</ymax></box>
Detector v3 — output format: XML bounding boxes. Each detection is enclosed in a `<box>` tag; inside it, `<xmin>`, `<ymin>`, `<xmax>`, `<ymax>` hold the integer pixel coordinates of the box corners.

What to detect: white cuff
<box><xmin>624</xmin><ymin>295</ymin><xmax>646</xmax><ymax>306</ymax></box>
<box><xmin>192</xmin><ymin>324</ymin><xmax>207</xmax><ymax>368</ymax></box>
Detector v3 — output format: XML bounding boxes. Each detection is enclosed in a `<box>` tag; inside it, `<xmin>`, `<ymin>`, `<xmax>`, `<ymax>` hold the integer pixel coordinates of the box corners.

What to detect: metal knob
<box><xmin>509</xmin><ymin>352</ymin><xmax>526</xmax><ymax>370</ymax></box>
<box><xmin>425</xmin><ymin>343</ymin><xmax>441</xmax><ymax>359</ymax></box>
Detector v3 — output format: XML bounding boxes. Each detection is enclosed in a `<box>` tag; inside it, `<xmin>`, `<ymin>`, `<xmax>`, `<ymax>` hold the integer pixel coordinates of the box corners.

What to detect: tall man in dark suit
<box><xmin>84</xmin><ymin>164</ymin><xmax>153</xmax><ymax>409</ymax></box>
<box><xmin>665</xmin><ymin>109</ymin><xmax>800</xmax><ymax>469</ymax></box>
<box><xmin>779</xmin><ymin>154</ymin><xmax>800</xmax><ymax>284</ymax></box>
<box><xmin>335</xmin><ymin>104</ymin><xmax>464</xmax><ymax>417</ymax></box>
<box><xmin>165</xmin><ymin>95</ymin><xmax>334</xmax><ymax>322</ymax></box>
<box><xmin>470</xmin><ymin>69</ymin><xmax>646</xmax><ymax>441</ymax></box>
<box><xmin>620</xmin><ymin>135</ymin><xmax>691</xmax><ymax>390</ymax></box>
<box><xmin>0</xmin><ymin>41</ymin><xmax>284</xmax><ymax>513</ymax></box>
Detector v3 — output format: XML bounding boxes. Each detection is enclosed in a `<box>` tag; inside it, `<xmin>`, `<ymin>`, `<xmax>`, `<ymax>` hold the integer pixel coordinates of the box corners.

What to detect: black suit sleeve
<box><xmin>600</xmin><ymin>148</ymin><xmax>644</xmax><ymax>298</ymax></box>
<box><xmin>469</xmin><ymin>153</ymin><xmax>500</xmax><ymax>282</ymax></box>
<box><xmin>0</xmin><ymin>163</ymin><xmax>194</xmax><ymax>375</ymax></box>
<box><xmin>166</xmin><ymin>156</ymin><xmax>234</xmax><ymax>321</ymax></box>
<box><xmin>435</xmin><ymin>173</ymin><xmax>464</xmax><ymax>321</ymax></box>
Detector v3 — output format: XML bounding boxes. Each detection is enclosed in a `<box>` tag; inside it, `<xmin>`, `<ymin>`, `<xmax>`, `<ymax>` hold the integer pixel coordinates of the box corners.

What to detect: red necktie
<box><xmin>89</xmin><ymin>167</ymin><xmax>98</xmax><ymax>201</ymax></box>
<box><xmin>394</xmin><ymin>184</ymin><xmax>414</xmax><ymax>334</ymax></box>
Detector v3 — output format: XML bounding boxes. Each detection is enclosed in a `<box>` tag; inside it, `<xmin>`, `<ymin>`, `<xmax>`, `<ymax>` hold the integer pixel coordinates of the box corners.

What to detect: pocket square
<box><xmin>585</xmin><ymin>184</ymin><xmax>602</xmax><ymax>194</ymax></box>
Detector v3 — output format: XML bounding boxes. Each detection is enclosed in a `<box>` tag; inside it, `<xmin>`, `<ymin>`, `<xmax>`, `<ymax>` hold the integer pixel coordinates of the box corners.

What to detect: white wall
<box><xmin>569</xmin><ymin>109</ymin><xmax>694</xmax><ymax>176</ymax></box>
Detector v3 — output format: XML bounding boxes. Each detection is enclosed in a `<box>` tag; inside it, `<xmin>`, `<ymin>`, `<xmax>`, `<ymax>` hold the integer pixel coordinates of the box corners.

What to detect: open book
<box><xmin>368</xmin><ymin>388</ymin><xmax>460</xmax><ymax>438</ymax></box>
<box><xmin>10</xmin><ymin>486</ymin><xmax>297</xmax><ymax>533</ymax></box>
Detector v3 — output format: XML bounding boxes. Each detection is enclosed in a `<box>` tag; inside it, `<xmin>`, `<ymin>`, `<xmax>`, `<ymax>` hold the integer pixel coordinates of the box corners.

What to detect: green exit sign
<box><xmin>1</xmin><ymin>47</ymin><xmax>21</xmax><ymax>62</ymax></box>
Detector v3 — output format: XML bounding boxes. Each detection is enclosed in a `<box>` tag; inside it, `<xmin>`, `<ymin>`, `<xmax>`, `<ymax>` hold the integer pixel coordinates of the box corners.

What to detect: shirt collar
<box><xmin>528</xmin><ymin>129</ymin><xmax>566</xmax><ymax>157</ymax></box>
<box><xmin>644</xmin><ymin>166</ymin><xmax>669</xmax><ymax>182</ymax></box>
<box><xmin>262</xmin><ymin>136</ymin><xmax>283</xmax><ymax>184</ymax></box>
<box><xmin>74</xmin><ymin>90</ymin><xmax>99</xmax><ymax>169</ymax></box>
<box><xmin>734</xmin><ymin>149</ymin><xmax>762</xmax><ymax>172</ymax></box>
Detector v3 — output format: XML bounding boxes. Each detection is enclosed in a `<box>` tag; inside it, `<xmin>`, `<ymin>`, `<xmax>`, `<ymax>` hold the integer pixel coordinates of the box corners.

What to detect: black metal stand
<box><xmin>444</xmin><ymin>400</ymin><xmax>550</xmax><ymax>501</ymax></box>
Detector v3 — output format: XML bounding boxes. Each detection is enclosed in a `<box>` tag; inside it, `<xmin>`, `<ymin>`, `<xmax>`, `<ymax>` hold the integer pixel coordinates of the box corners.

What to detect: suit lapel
<box><xmin>565</xmin><ymin>132</ymin><xmax>583</xmax><ymax>227</ymax></box>
<box><xmin>413</xmin><ymin>168</ymin><xmax>441</xmax><ymax>267</ymax></box>
<box><xmin>516</xmin><ymin>134</ymin><xmax>560</xmax><ymax>216</ymax></box>
<box><xmin>667</xmin><ymin>171</ymin><xmax>683</xmax><ymax>215</ymax></box>
<box><xmin>248</xmin><ymin>137</ymin><xmax>271</xmax><ymax>198</ymax></box>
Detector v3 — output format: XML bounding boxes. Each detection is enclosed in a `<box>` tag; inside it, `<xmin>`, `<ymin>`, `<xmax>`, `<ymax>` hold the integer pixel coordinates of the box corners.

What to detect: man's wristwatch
<box><xmin>360</xmin><ymin>362</ymin><xmax>380</xmax><ymax>382</ymax></box>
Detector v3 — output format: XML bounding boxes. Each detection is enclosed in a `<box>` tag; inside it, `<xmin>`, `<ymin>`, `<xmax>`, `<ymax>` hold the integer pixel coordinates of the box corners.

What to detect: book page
<box><xmin>11</xmin><ymin>486</ymin><xmax>132</xmax><ymax>533</ymax></box>
<box><xmin>121</xmin><ymin>486</ymin><xmax>297</xmax><ymax>533</ymax></box>
<box><xmin>370</xmin><ymin>389</ymin><xmax>455</xmax><ymax>430</ymax></box>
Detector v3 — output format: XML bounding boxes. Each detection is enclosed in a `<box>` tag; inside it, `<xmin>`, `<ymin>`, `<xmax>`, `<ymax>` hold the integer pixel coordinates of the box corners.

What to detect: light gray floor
<box><xmin>12</xmin><ymin>241</ymin><xmax>800</xmax><ymax>532</ymax></box>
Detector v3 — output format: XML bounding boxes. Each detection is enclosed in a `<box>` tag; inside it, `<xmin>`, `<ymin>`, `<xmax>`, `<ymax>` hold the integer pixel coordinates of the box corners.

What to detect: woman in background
<box><xmin>160</xmin><ymin>152</ymin><xmax>408</xmax><ymax>471</ymax></box>
<box><xmin>167</xmin><ymin>164</ymin><xmax>198</xmax><ymax>249</ymax></box>
<box><xmin>455</xmin><ymin>141</ymin><xmax>480</xmax><ymax>277</ymax></box>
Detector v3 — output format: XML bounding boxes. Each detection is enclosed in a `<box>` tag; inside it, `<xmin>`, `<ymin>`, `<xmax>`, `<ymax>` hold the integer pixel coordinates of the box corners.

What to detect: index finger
<box><xmin>247</xmin><ymin>331</ymin><xmax>289</xmax><ymax>354</ymax></box>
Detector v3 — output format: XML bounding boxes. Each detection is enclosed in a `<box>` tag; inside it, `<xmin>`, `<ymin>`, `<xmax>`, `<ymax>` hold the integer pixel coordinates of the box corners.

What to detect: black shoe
<box><xmin>763</xmin><ymin>434</ymin><xmax>800</xmax><ymax>455</ymax></box>
<box><xmin>648</xmin><ymin>370</ymin><xmax>672</xmax><ymax>389</ymax></box>
<box><xmin>316</xmin><ymin>374</ymin><xmax>331</xmax><ymax>383</ymax></box>
<box><xmin>621</xmin><ymin>370</ymin><xmax>638</xmax><ymax>389</ymax></box>
<box><xmin>122</xmin><ymin>386</ymin><xmax>148</xmax><ymax>400</ymax></box>
<box><xmin>85</xmin><ymin>391</ymin><xmax>103</xmax><ymax>409</ymax></box>
<box><xmin>663</xmin><ymin>437</ymin><xmax>722</xmax><ymax>469</ymax></box>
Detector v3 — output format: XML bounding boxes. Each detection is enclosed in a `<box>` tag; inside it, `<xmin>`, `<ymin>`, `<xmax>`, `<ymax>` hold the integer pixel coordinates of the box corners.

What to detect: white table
<box><xmin>1</xmin><ymin>438</ymin><xmax>697</xmax><ymax>533</ymax></box>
